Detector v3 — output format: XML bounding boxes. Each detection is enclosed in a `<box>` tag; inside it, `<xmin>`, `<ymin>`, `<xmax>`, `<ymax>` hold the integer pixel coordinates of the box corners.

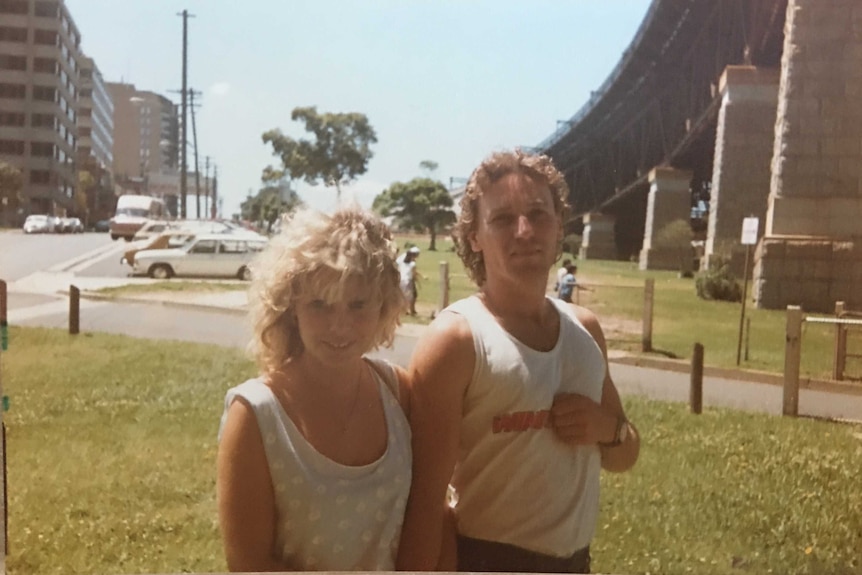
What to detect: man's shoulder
<box><xmin>411</xmin><ymin>307</ymin><xmax>477</xmax><ymax>380</ymax></box>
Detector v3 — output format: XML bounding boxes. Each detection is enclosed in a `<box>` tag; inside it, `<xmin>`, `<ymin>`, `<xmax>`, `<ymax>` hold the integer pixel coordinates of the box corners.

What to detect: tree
<box><xmin>262</xmin><ymin>106</ymin><xmax>377</xmax><ymax>200</ymax></box>
<box><xmin>76</xmin><ymin>170</ymin><xmax>95</xmax><ymax>224</ymax></box>
<box><xmin>240</xmin><ymin>179</ymin><xmax>303</xmax><ymax>233</ymax></box>
<box><xmin>0</xmin><ymin>161</ymin><xmax>22</xmax><ymax>227</ymax></box>
<box><xmin>418</xmin><ymin>160</ymin><xmax>439</xmax><ymax>175</ymax></box>
<box><xmin>373</xmin><ymin>177</ymin><xmax>455</xmax><ymax>251</ymax></box>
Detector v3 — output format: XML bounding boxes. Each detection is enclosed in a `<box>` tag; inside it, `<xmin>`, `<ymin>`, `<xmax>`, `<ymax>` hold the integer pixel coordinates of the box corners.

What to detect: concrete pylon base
<box><xmin>579</xmin><ymin>213</ymin><xmax>617</xmax><ymax>261</ymax></box>
<box><xmin>579</xmin><ymin>245</ymin><xmax>617</xmax><ymax>261</ymax></box>
<box><xmin>753</xmin><ymin>237</ymin><xmax>862</xmax><ymax>312</ymax></box>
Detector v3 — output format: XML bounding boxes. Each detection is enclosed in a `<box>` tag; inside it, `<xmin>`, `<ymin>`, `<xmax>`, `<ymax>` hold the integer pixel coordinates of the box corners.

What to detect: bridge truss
<box><xmin>539</xmin><ymin>0</ymin><xmax>786</xmax><ymax>256</ymax></box>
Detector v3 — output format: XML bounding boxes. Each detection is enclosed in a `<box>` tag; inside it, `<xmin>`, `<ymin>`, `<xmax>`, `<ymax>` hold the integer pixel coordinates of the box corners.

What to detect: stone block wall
<box><xmin>579</xmin><ymin>212</ymin><xmax>617</xmax><ymax>260</ymax></box>
<box><xmin>754</xmin><ymin>0</ymin><xmax>862</xmax><ymax>311</ymax></box>
<box><xmin>639</xmin><ymin>167</ymin><xmax>692</xmax><ymax>271</ymax></box>
<box><xmin>705</xmin><ymin>66</ymin><xmax>779</xmax><ymax>273</ymax></box>
<box><xmin>753</xmin><ymin>238</ymin><xmax>862</xmax><ymax>312</ymax></box>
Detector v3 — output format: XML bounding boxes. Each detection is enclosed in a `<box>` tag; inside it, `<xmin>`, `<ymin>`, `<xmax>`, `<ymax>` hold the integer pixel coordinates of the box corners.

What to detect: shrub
<box><xmin>562</xmin><ymin>233</ymin><xmax>582</xmax><ymax>256</ymax></box>
<box><xmin>654</xmin><ymin>219</ymin><xmax>695</xmax><ymax>275</ymax></box>
<box><xmin>696</xmin><ymin>256</ymin><xmax>742</xmax><ymax>302</ymax></box>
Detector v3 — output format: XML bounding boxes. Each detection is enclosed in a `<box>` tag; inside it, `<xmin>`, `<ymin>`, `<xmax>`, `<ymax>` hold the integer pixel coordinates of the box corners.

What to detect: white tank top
<box><xmin>218</xmin><ymin>358</ymin><xmax>411</xmax><ymax>571</ymax></box>
<box><xmin>446</xmin><ymin>295</ymin><xmax>606</xmax><ymax>556</ymax></box>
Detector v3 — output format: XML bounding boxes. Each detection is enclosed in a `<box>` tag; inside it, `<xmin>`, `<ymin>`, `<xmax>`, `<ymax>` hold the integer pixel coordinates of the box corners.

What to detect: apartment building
<box><xmin>0</xmin><ymin>0</ymin><xmax>82</xmax><ymax>222</ymax></box>
<box><xmin>107</xmin><ymin>82</ymin><xmax>179</xmax><ymax>191</ymax></box>
<box><xmin>77</xmin><ymin>54</ymin><xmax>115</xmax><ymax>222</ymax></box>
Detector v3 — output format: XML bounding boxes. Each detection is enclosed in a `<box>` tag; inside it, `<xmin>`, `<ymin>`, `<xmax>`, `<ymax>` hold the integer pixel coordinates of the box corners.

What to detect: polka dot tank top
<box><xmin>219</xmin><ymin>358</ymin><xmax>411</xmax><ymax>570</ymax></box>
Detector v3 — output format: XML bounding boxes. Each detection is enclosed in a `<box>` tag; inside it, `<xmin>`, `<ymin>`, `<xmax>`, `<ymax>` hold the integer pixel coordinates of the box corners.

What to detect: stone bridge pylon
<box><xmin>542</xmin><ymin>0</ymin><xmax>861</xmax><ymax>313</ymax></box>
<box><xmin>752</xmin><ymin>0</ymin><xmax>862</xmax><ymax>312</ymax></box>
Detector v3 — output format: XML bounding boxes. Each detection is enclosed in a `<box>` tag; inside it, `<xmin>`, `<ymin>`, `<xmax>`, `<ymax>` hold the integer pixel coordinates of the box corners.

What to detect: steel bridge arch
<box><xmin>538</xmin><ymin>0</ymin><xmax>786</xmax><ymax>258</ymax></box>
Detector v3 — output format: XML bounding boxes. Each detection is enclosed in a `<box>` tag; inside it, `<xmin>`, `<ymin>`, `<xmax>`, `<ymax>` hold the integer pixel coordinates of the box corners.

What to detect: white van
<box><xmin>109</xmin><ymin>195</ymin><xmax>168</xmax><ymax>241</ymax></box>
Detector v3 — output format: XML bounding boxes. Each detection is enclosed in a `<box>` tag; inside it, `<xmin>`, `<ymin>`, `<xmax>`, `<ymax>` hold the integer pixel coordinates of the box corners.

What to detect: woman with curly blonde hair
<box><xmin>217</xmin><ymin>205</ymin><xmax>411</xmax><ymax>572</ymax></box>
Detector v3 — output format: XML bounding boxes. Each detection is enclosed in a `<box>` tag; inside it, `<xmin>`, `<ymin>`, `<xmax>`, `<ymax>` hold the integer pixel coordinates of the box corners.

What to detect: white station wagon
<box><xmin>133</xmin><ymin>234</ymin><xmax>266</xmax><ymax>280</ymax></box>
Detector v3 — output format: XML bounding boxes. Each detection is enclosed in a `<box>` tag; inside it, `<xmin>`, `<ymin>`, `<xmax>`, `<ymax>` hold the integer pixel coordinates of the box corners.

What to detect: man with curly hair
<box><xmin>397</xmin><ymin>150</ymin><xmax>640</xmax><ymax>573</ymax></box>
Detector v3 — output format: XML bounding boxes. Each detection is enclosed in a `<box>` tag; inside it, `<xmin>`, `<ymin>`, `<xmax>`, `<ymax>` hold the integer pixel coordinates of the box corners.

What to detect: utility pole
<box><xmin>204</xmin><ymin>156</ymin><xmax>210</xmax><ymax>219</ymax></box>
<box><xmin>211</xmin><ymin>164</ymin><xmax>218</xmax><ymax>219</ymax></box>
<box><xmin>189</xmin><ymin>88</ymin><xmax>202</xmax><ymax>219</ymax></box>
<box><xmin>177</xmin><ymin>9</ymin><xmax>194</xmax><ymax>219</ymax></box>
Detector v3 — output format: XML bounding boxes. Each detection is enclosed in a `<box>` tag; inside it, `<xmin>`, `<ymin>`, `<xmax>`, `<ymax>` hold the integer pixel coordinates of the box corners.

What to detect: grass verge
<box><xmin>2</xmin><ymin>327</ymin><xmax>860</xmax><ymax>574</ymax></box>
<box><xmin>399</xmin><ymin>235</ymin><xmax>860</xmax><ymax>382</ymax></box>
<box><xmin>93</xmin><ymin>281</ymin><xmax>248</xmax><ymax>297</ymax></box>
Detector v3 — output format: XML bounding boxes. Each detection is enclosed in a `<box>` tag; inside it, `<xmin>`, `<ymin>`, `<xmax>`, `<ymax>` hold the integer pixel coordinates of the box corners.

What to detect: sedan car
<box><xmin>58</xmin><ymin>217</ymin><xmax>84</xmax><ymax>233</ymax></box>
<box><xmin>131</xmin><ymin>219</ymin><xmax>176</xmax><ymax>242</ymax></box>
<box><xmin>22</xmin><ymin>214</ymin><xmax>54</xmax><ymax>233</ymax></box>
<box><xmin>132</xmin><ymin>233</ymin><xmax>267</xmax><ymax>280</ymax></box>
<box><xmin>122</xmin><ymin>230</ymin><xmax>196</xmax><ymax>267</ymax></box>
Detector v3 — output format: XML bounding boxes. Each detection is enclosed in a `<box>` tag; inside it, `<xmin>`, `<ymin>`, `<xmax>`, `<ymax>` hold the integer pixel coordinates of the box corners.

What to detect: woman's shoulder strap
<box><xmin>366</xmin><ymin>357</ymin><xmax>400</xmax><ymax>400</ymax></box>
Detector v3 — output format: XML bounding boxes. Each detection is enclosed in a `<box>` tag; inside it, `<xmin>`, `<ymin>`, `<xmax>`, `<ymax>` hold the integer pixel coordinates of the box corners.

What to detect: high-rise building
<box><xmin>0</xmin><ymin>0</ymin><xmax>83</xmax><ymax>223</ymax></box>
<box><xmin>77</xmin><ymin>54</ymin><xmax>115</xmax><ymax>222</ymax></box>
<box><xmin>107</xmin><ymin>82</ymin><xmax>179</xmax><ymax>194</ymax></box>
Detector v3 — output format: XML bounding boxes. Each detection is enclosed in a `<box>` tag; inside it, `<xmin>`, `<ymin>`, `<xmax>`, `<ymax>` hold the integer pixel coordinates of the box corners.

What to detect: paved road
<box><xmin>0</xmin><ymin>231</ymin><xmax>116</xmax><ymax>281</ymax></box>
<box><xmin>8</xmin><ymin>297</ymin><xmax>416</xmax><ymax>366</ymax></box>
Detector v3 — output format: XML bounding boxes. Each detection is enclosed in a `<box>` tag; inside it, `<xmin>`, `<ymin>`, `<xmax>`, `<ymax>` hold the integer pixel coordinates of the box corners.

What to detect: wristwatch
<box><xmin>599</xmin><ymin>416</ymin><xmax>629</xmax><ymax>447</ymax></box>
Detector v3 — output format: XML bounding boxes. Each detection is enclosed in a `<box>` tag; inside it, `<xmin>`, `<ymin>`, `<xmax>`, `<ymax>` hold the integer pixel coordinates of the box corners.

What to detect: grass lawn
<box><xmin>2</xmin><ymin>327</ymin><xmax>861</xmax><ymax>574</ymax></box>
<box><xmin>399</xmin><ymin>235</ymin><xmax>859</xmax><ymax>383</ymax></box>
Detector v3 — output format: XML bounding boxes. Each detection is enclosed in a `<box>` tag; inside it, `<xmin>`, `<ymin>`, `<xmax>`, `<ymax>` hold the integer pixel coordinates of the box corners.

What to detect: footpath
<box><xmin>6</xmin><ymin>272</ymin><xmax>862</xmax><ymax>423</ymax></box>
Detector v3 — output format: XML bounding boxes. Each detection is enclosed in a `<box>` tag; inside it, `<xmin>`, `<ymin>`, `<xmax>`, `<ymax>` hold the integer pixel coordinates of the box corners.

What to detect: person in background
<box><xmin>397</xmin><ymin>149</ymin><xmax>640</xmax><ymax>574</ymax></box>
<box><xmin>554</xmin><ymin>257</ymin><xmax>572</xmax><ymax>293</ymax></box>
<box><xmin>398</xmin><ymin>246</ymin><xmax>422</xmax><ymax>316</ymax></box>
<box><xmin>217</xmin><ymin>206</ymin><xmax>412</xmax><ymax>572</ymax></box>
<box><xmin>558</xmin><ymin>263</ymin><xmax>578</xmax><ymax>303</ymax></box>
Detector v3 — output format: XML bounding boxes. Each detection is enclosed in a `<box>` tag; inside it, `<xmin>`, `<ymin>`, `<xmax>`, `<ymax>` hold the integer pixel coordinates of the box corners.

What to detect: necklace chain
<box><xmin>270</xmin><ymin>361</ymin><xmax>368</xmax><ymax>437</ymax></box>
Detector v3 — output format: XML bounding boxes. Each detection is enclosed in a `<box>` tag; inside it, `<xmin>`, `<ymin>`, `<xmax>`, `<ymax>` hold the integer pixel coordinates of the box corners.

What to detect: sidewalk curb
<box><xmin>610</xmin><ymin>355</ymin><xmax>862</xmax><ymax>397</ymax></box>
<box><xmin>64</xmin><ymin>289</ymin><xmax>432</xmax><ymax>339</ymax></box>
<box><xmin>60</xmin><ymin>290</ymin><xmax>249</xmax><ymax>317</ymax></box>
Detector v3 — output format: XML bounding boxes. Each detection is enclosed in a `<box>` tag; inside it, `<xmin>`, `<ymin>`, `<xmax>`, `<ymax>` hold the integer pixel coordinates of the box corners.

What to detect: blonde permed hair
<box><xmin>248</xmin><ymin>206</ymin><xmax>403</xmax><ymax>375</ymax></box>
<box><xmin>453</xmin><ymin>149</ymin><xmax>571</xmax><ymax>286</ymax></box>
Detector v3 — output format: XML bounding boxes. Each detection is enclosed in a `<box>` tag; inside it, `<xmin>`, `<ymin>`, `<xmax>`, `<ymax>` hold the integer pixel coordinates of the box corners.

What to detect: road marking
<box><xmin>7</xmin><ymin>298</ymin><xmax>110</xmax><ymax>323</ymax></box>
<box><xmin>48</xmin><ymin>241</ymin><xmax>127</xmax><ymax>273</ymax></box>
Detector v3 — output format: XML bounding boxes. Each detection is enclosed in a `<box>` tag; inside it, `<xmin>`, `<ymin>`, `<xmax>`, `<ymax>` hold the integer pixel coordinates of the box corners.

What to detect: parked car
<box><xmin>121</xmin><ymin>230</ymin><xmax>196</xmax><ymax>267</ymax></box>
<box><xmin>131</xmin><ymin>220</ymin><xmax>175</xmax><ymax>242</ymax></box>
<box><xmin>22</xmin><ymin>214</ymin><xmax>54</xmax><ymax>234</ymax></box>
<box><xmin>173</xmin><ymin>219</ymin><xmax>266</xmax><ymax>240</ymax></box>
<box><xmin>58</xmin><ymin>217</ymin><xmax>84</xmax><ymax>233</ymax></box>
<box><xmin>93</xmin><ymin>220</ymin><xmax>110</xmax><ymax>233</ymax></box>
<box><xmin>132</xmin><ymin>233</ymin><xmax>267</xmax><ymax>280</ymax></box>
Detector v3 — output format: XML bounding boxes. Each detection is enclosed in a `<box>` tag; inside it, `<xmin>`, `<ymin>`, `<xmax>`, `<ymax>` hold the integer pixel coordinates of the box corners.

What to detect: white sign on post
<box><xmin>741</xmin><ymin>217</ymin><xmax>759</xmax><ymax>245</ymax></box>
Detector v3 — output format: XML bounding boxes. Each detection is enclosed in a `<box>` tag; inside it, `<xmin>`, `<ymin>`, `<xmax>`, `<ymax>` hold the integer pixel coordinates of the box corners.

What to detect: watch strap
<box><xmin>598</xmin><ymin>416</ymin><xmax>627</xmax><ymax>447</ymax></box>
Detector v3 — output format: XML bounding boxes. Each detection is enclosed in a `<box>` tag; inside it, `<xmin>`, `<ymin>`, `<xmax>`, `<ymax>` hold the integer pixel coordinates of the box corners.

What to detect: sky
<box><xmin>64</xmin><ymin>0</ymin><xmax>653</xmax><ymax>218</ymax></box>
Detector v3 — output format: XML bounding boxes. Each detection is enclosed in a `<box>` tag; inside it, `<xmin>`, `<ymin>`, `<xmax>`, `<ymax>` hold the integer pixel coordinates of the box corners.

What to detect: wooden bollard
<box><xmin>438</xmin><ymin>261</ymin><xmax>450</xmax><ymax>314</ymax></box>
<box><xmin>0</xmin><ymin>279</ymin><xmax>7</xmax><ymax>351</ymax></box>
<box><xmin>744</xmin><ymin>316</ymin><xmax>751</xmax><ymax>362</ymax></box>
<box><xmin>69</xmin><ymin>285</ymin><xmax>80</xmax><ymax>335</ymax></box>
<box><xmin>690</xmin><ymin>342</ymin><xmax>703</xmax><ymax>414</ymax></box>
<box><xmin>783</xmin><ymin>305</ymin><xmax>803</xmax><ymax>417</ymax></box>
<box><xmin>0</xmin><ymin>278</ymin><xmax>7</xmax><ymax>558</ymax></box>
<box><xmin>833</xmin><ymin>301</ymin><xmax>846</xmax><ymax>381</ymax></box>
<box><xmin>642</xmin><ymin>278</ymin><xmax>654</xmax><ymax>352</ymax></box>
